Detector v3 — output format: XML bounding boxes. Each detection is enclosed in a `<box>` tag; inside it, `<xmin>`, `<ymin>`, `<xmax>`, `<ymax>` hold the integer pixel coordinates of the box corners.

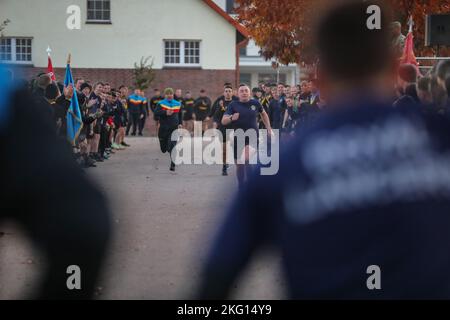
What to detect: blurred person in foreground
<box><xmin>0</xmin><ymin>67</ymin><xmax>111</xmax><ymax>299</ymax></box>
<box><xmin>436</xmin><ymin>60</ymin><xmax>450</xmax><ymax>114</ymax></box>
<box><xmin>197</xmin><ymin>0</ymin><xmax>450</xmax><ymax>299</ymax></box>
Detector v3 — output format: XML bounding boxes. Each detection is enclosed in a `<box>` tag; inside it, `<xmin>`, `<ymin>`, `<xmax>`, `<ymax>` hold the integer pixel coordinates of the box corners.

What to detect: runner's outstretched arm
<box><xmin>261</xmin><ymin>110</ymin><xmax>273</xmax><ymax>135</ymax></box>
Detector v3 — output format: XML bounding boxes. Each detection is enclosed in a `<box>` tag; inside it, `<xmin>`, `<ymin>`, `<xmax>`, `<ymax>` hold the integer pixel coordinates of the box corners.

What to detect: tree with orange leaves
<box><xmin>235</xmin><ymin>0</ymin><xmax>450</xmax><ymax>65</ymax></box>
<box><xmin>393</xmin><ymin>0</ymin><xmax>450</xmax><ymax>57</ymax></box>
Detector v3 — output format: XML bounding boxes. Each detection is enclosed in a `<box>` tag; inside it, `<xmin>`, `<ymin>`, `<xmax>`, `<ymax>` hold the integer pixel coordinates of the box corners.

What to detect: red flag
<box><xmin>401</xmin><ymin>32</ymin><xmax>418</xmax><ymax>66</ymax></box>
<box><xmin>47</xmin><ymin>53</ymin><xmax>56</xmax><ymax>81</ymax></box>
<box><xmin>401</xmin><ymin>19</ymin><xmax>422</xmax><ymax>76</ymax></box>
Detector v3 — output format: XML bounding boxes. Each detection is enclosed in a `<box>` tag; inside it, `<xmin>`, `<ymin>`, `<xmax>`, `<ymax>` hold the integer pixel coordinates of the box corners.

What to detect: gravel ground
<box><xmin>0</xmin><ymin>137</ymin><xmax>285</xmax><ymax>299</ymax></box>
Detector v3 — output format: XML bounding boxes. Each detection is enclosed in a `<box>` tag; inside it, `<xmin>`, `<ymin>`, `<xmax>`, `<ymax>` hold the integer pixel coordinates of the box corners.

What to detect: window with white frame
<box><xmin>164</xmin><ymin>41</ymin><xmax>180</xmax><ymax>64</ymax></box>
<box><xmin>184</xmin><ymin>41</ymin><xmax>200</xmax><ymax>64</ymax></box>
<box><xmin>15</xmin><ymin>38</ymin><xmax>32</xmax><ymax>62</ymax></box>
<box><xmin>0</xmin><ymin>38</ymin><xmax>12</xmax><ymax>61</ymax></box>
<box><xmin>87</xmin><ymin>0</ymin><xmax>111</xmax><ymax>22</ymax></box>
<box><xmin>0</xmin><ymin>38</ymin><xmax>32</xmax><ymax>63</ymax></box>
<box><xmin>164</xmin><ymin>40</ymin><xmax>201</xmax><ymax>67</ymax></box>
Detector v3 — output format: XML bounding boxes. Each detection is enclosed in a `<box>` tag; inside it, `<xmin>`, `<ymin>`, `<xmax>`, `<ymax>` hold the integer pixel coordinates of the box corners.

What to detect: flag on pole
<box><xmin>64</xmin><ymin>54</ymin><xmax>83</xmax><ymax>145</ymax></box>
<box><xmin>0</xmin><ymin>65</ymin><xmax>14</xmax><ymax>132</ymax></box>
<box><xmin>46</xmin><ymin>46</ymin><xmax>56</xmax><ymax>81</ymax></box>
<box><xmin>401</xmin><ymin>16</ymin><xmax>421</xmax><ymax>76</ymax></box>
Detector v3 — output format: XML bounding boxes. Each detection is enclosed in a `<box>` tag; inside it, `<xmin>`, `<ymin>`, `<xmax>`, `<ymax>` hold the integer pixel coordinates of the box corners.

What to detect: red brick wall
<box><xmin>13</xmin><ymin>67</ymin><xmax>235</xmax><ymax>99</ymax></box>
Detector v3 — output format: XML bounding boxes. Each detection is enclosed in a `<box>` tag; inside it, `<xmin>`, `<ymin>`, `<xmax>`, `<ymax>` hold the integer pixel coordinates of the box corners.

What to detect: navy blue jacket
<box><xmin>199</xmin><ymin>96</ymin><xmax>450</xmax><ymax>299</ymax></box>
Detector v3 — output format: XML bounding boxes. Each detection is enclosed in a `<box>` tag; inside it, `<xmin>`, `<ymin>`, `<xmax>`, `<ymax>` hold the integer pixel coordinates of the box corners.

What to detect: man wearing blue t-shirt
<box><xmin>221</xmin><ymin>84</ymin><xmax>273</xmax><ymax>189</ymax></box>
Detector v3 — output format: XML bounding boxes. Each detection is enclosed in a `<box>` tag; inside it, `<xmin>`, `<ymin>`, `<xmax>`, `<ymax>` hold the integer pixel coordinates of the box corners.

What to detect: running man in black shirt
<box><xmin>209</xmin><ymin>82</ymin><xmax>238</xmax><ymax>120</ymax></box>
<box><xmin>183</xmin><ymin>91</ymin><xmax>195</xmax><ymax>135</ymax></box>
<box><xmin>153</xmin><ymin>88</ymin><xmax>183</xmax><ymax>171</ymax></box>
<box><xmin>194</xmin><ymin>89</ymin><xmax>212</xmax><ymax>134</ymax></box>
<box><xmin>213</xmin><ymin>85</ymin><xmax>234</xmax><ymax>176</ymax></box>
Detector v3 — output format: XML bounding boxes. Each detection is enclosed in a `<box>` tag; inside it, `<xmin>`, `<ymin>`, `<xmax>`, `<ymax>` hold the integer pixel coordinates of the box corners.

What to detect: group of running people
<box><xmin>151</xmin><ymin>80</ymin><xmax>323</xmax><ymax>136</ymax></box>
<box><xmin>151</xmin><ymin>80</ymin><xmax>323</xmax><ymax>188</ymax></box>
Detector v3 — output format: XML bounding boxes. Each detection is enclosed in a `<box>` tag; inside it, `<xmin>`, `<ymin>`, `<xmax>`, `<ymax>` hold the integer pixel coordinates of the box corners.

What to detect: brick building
<box><xmin>0</xmin><ymin>0</ymin><xmax>248</xmax><ymax>98</ymax></box>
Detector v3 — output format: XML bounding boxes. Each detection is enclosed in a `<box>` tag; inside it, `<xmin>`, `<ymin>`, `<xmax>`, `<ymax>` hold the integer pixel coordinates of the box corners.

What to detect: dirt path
<box><xmin>0</xmin><ymin>137</ymin><xmax>285</xmax><ymax>299</ymax></box>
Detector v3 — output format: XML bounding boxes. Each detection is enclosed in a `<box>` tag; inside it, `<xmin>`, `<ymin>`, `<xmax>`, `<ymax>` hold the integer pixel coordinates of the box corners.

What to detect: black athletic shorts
<box><xmin>158</xmin><ymin>125</ymin><xmax>178</xmax><ymax>154</ymax></box>
<box><xmin>183</xmin><ymin>110</ymin><xmax>194</xmax><ymax>121</ymax></box>
<box><xmin>232</xmin><ymin>132</ymin><xmax>259</xmax><ymax>161</ymax></box>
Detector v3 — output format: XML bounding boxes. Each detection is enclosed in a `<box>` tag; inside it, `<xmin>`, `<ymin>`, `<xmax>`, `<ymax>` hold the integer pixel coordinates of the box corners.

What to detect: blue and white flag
<box><xmin>64</xmin><ymin>55</ymin><xmax>83</xmax><ymax>145</ymax></box>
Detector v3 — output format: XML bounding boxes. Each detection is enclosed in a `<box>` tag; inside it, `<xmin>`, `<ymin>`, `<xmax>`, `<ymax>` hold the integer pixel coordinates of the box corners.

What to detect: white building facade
<box><xmin>0</xmin><ymin>0</ymin><xmax>247</xmax><ymax>97</ymax></box>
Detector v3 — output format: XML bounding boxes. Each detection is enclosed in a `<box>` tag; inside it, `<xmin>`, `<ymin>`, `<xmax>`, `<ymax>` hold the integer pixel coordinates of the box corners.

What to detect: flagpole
<box><xmin>407</xmin><ymin>15</ymin><xmax>413</xmax><ymax>33</ymax></box>
<box><xmin>66</xmin><ymin>53</ymin><xmax>72</xmax><ymax>92</ymax></box>
<box><xmin>64</xmin><ymin>53</ymin><xmax>83</xmax><ymax>146</ymax></box>
<box><xmin>46</xmin><ymin>45</ymin><xmax>57</xmax><ymax>82</ymax></box>
<box><xmin>404</xmin><ymin>16</ymin><xmax>422</xmax><ymax>76</ymax></box>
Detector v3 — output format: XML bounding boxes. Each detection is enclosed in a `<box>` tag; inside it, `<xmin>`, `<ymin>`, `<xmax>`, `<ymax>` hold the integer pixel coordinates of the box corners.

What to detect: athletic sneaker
<box><xmin>170</xmin><ymin>162</ymin><xmax>176</xmax><ymax>171</ymax></box>
<box><xmin>112</xmin><ymin>143</ymin><xmax>124</xmax><ymax>150</ymax></box>
<box><xmin>121</xmin><ymin>142</ymin><xmax>130</xmax><ymax>147</ymax></box>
